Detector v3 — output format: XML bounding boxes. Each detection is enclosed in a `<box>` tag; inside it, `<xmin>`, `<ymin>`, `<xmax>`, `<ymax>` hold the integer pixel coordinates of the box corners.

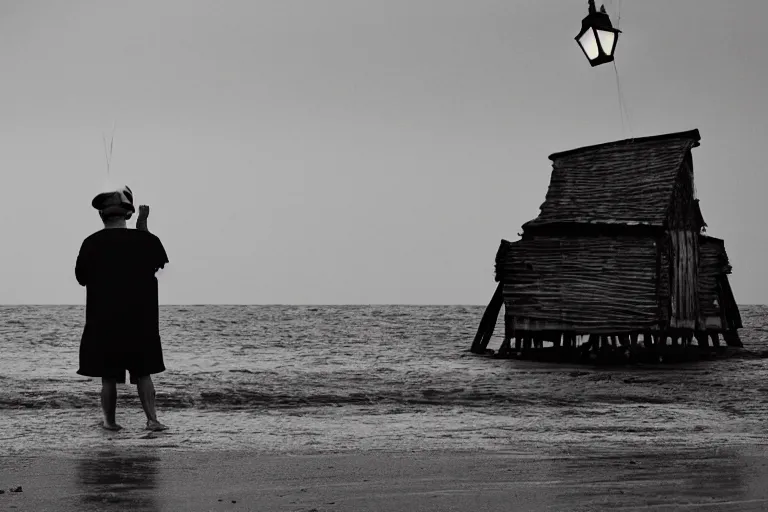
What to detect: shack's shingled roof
<box><xmin>495</xmin><ymin>237</ymin><xmax>660</xmax><ymax>332</ymax></box>
<box><xmin>524</xmin><ymin>129</ymin><xmax>701</xmax><ymax>230</ymax></box>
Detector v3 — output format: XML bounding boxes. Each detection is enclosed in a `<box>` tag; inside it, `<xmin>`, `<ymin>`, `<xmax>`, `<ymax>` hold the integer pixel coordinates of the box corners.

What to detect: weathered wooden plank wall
<box><xmin>497</xmin><ymin>237</ymin><xmax>660</xmax><ymax>332</ymax></box>
<box><xmin>665</xmin><ymin>152</ymin><xmax>703</xmax><ymax>330</ymax></box>
<box><xmin>719</xmin><ymin>275</ymin><xmax>743</xmax><ymax>330</ymax></box>
<box><xmin>698</xmin><ymin>237</ymin><xmax>726</xmax><ymax>320</ymax></box>
<box><xmin>668</xmin><ymin>230</ymin><xmax>700</xmax><ymax>329</ymax></box>
<box><xmin>658</xmin><ymin>235</ymin><xmax>671</xmax><ymax>325</ymax></box>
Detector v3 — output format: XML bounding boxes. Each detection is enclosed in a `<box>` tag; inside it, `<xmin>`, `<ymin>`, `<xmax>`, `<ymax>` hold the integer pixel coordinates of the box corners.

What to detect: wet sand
<box><xmin>2</xmin><ymin>445</ymin><xmax>768</xmax><ymax>511</ymax></box>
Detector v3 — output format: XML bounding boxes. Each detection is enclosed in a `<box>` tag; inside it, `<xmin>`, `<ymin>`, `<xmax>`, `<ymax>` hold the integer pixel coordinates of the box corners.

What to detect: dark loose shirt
<box><xmin>75</xmin><ymin>228</ymin><xmax>169</xmax><ymax>377</ymax></box>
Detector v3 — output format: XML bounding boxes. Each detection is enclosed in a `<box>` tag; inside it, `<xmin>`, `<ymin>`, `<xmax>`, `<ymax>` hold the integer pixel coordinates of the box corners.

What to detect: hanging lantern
<box><xmin>575</xmin><ymin>0</ymin><xmax>621</xmax><ymax>67</ymax></box>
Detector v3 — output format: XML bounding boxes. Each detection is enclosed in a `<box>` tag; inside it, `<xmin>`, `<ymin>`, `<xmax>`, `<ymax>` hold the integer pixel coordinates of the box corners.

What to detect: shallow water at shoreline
<box><xmin>1</xmin><ymin>305</ymin><xmax>767</xmax><ymax>455</ymax></box>
<box><xmin>4</xmin><ymin>445</ymin><xmax>768</xmax><ymax>512</ymax></box>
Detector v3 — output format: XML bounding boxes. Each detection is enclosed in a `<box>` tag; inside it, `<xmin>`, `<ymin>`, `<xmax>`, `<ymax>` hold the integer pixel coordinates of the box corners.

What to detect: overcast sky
<box><xmin>1</xmin><ymin>0</ymin><xmax>766</xmax><ymax>305</ymax></box>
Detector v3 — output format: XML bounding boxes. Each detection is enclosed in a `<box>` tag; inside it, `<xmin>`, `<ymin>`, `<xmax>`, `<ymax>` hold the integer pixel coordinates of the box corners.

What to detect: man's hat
<box><xmin>92</xmin><ymin>185</ymin><xmax>135</xmax><ymax>217</ymax></box>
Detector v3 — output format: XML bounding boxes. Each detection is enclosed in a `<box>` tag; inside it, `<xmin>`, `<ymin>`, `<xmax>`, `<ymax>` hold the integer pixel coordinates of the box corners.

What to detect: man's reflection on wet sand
<box><xmin>75</xmin><ymin>450</ymin><xmax>160</xmax><ymax>511</ymax></box>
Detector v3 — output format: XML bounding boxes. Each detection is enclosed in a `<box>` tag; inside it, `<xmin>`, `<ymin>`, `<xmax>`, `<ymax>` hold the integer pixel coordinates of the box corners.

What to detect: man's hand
<box><xmin>137</xmin><ymin>205</ymin><xmax>150</xmax><ymax>232</ymax></box>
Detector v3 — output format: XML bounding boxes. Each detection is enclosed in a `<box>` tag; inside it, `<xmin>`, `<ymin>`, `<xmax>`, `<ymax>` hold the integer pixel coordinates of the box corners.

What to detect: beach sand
<box><xmin>2</xmin><ymin>445</ymin><xmax>768</xmax><ymax>511</ymax></box>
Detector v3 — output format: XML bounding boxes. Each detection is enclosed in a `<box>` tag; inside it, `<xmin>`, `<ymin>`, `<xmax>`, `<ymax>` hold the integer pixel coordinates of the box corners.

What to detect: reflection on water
<box><xmin>75</xmin><ymin>450</ymin><xmax>160</xmax><ymax>512</ymax></box>
<box><xmin>545</xmin><ymin>446</ymin><xmax>768</xmax><ymax>511</ymax></box>
<box><xmin>3</xmin><ymin>444</ymin><xmax>768</xmax><ymax>511</ymax></box>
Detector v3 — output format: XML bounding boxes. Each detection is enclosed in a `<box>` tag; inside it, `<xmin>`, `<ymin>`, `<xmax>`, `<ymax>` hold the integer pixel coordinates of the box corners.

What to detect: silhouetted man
<box><xmin>75</xmin><ymin>185</ymin><xmax>169</xmax><ymax>431</ymax></box>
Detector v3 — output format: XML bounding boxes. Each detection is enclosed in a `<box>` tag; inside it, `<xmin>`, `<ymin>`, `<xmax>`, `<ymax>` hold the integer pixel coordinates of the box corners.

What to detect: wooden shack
<box><xmin>471</xmin><ymin>129</ymin><xmax>742</xmax><ymax>362</ymax></box>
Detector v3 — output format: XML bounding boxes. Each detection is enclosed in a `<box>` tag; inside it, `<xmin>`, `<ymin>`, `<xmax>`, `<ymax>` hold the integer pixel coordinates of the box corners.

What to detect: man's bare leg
<box><xmin>101</xmin><ymin>378</ymin><xmax>122</xmax><ymax>431</ymax></box>
<box><xmin>136</xmin><ymin>375</ymin><xmax>167</xmax><ymax>430</ymax></box>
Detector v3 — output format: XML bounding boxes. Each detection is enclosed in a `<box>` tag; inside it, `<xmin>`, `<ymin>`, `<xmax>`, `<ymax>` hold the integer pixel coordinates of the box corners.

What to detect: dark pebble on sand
<box><xmin>217</xmin><ymin>498</ymin><xmax>222</xmax><ymax>501</ymax></box>
<box><xmin>0</xmin><ymin>489</ymin><xmax>4</xmax><ymax>494</ymax></box>
<box><xmin>10</xmin><ymin>486</ymin><xmax>22</xmax><ymax>492</ymax></box>
<box><xmin>232</xmin><ymin>500</ymin><xmax>237</xmax><ymax>503</ymax></box>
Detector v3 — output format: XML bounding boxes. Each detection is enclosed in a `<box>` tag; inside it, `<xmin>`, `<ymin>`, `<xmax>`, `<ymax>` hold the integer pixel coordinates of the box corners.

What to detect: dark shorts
<box><xmin>107</xmin><ymin>369</ymin><xmax>147</xmax><ymax>385</ymax></box>
<box><xmin>78</xmin><ymin>337</ymin><xmax>166</xmax><ymax>385</ymax></box>
<box><xmin>77</xmin><ymin>368</ymin><xmax>152</xmax><ymax>385</ymax></box>
<box><xmin>77</xmin><ymin>350</ymin><xmax>164</xmax><ymax>385</ymax></box>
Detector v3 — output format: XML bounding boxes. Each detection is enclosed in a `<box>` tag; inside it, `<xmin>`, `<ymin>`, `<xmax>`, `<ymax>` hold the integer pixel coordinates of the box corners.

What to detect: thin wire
<box><xmin>613</xmin><ymin>63</ymin><xmax>625</xmax><ymax>136</ymax></box>
<box><xmin>102</xmin><ymin>134</ymin><xmax>111</xmax><ymax>176</ymax></box>
<box><xmin>613</xmin><ymin>60</ymin><xmax>633</xmax><ymax>138</ymax></box>
<box><xmin>617</xmin><ymin>62</ymin><xmax>632</xmax><ymax>137</ymax></box>
<box><xmin>101</xmin><ymin>122</ymin><xmax>117</xmax><ymax>177</ymax></box>
<box><xmin>613</xmin><ymin>0</ymin><xmax>627</xmax><ymax>135</ymax></box>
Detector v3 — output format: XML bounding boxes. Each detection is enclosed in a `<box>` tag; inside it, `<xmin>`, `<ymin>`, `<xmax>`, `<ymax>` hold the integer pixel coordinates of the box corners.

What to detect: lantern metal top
<box><xmin>582</xmin><ymin>1</ymin><xmax>618</xmax><ymax>33</ymax></box>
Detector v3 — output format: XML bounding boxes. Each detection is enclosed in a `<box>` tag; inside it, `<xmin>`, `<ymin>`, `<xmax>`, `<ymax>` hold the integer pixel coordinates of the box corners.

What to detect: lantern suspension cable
<box><xmin>607</xmin><ymin>0</ymin><xmax>627</xmax><ymax>134</ymax></box>
<box><xmin>612</xmin><ymin>60</ymin><xmax>632</xmax><ymax>138</ymax></box>
<box><xmin>613</xmin><ymin>61</ymin><xmax>625</xmax><ymax>136</ymax></box>
<box><xmin>102</xmin><ymin>121</ymin><xmax>116</xmax><ymax>178</ymax></box>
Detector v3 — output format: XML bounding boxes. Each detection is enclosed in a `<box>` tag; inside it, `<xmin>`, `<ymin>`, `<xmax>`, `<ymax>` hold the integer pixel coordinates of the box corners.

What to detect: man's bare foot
<box><xmin>145</xmin><ymin>420</ymin><xmax>168</xmax><ymax>431</ymax></box>
<box><xmin>102</xmin><ymin>421</ymin><xmax>123</xmax><ymax>431</ymax></box>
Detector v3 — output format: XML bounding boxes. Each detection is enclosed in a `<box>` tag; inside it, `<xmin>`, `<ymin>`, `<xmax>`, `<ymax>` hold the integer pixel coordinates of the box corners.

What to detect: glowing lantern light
<box><xmin>575</xmin><ymin>0</ymin><xmax>621</xmax><ymax>67</ymax></box>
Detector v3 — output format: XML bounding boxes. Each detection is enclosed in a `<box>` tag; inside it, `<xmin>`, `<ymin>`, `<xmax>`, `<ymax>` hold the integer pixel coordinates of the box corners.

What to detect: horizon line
<box><xmin>1</xmin><ymin>303</ymin><xmax>766</xmax><ymax>308</ymax></box>
<box><xmin>0</xmin><ymin>303</ymin><xmax>491</xmax><ymax>307</ymax></box>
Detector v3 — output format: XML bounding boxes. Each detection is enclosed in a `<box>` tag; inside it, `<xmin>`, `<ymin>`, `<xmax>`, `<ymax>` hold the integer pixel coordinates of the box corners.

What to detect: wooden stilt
<box><xmin>470</xmin><ymin>283</ymin><xmax>504</xmax><ymax>353</ymax></box>
<box><xmin>585</xmin><ymin>334</ymin><xmax>600</xmax><ymax>355</ymax></box>
<box><xmin>723</xmin><ymin>330</ymin><xmax>743</xmax><ymax>348</ymax></box>
<box><xmin>695</xmin><ymin>331</ymin><xmax>709</xmax><ymax>348</ymax></box>
<box><xmin>523</xmin><ymin>334</ymin><xmax>532</xmax><ymax>351</ymax></box>
<box><xmin>499</xmin><ymin>320</ymin><xmax>512</xmax><ymax>356</ymax></box>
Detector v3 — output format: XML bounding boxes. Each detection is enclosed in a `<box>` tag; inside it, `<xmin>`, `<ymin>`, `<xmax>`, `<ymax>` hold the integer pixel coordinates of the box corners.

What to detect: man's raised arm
<box><xmin>136</xmin><ymin>204</ymin><xmax>150</xmax><ymax>232</ymax></box>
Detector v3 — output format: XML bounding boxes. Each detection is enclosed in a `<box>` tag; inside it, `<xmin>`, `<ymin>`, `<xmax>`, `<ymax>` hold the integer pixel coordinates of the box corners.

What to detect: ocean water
<box><xmin>1</xmin><ymin>305</ymin><xmax>767</xmax><ymax>457</ymax></box>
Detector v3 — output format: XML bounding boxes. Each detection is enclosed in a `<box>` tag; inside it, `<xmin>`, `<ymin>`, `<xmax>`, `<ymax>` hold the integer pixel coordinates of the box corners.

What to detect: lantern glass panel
<box><xmin>596</xmin><ymin>29</ymin><xmax>616</xmax><ymax>56</ymax></box>
<box><xmin>578</xmin><ymin>28</ymin><xmax>599</xmax><ymax>60</ymax></box>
